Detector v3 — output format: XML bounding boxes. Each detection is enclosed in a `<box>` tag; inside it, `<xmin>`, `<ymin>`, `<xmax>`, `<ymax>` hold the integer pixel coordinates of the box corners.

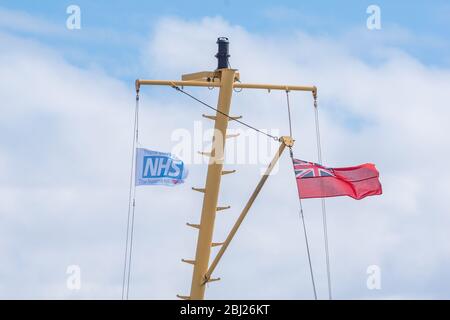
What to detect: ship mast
<box><xmin>136</xmin><ymin>38</ymin><xmax>316</xmax><ymax>300</ymax></box>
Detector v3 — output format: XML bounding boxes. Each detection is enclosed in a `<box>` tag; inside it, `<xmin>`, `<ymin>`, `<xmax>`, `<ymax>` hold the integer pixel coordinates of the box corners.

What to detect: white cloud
<box><xmin>1</xmin><ymin>13</ymin><xmax>450</xmax><ymax>299</ymax></box>
<box><xmin>0</xmin><ymin>7</ymin><xmax>61</xmax><ymax>35</ymax></box>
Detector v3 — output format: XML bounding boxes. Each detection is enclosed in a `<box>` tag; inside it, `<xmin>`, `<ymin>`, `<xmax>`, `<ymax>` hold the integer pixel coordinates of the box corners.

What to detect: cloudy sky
<box><xmin>0</xmin><ymin>0</ymin><xmax>450</xmax><ymax>299</ymax></box>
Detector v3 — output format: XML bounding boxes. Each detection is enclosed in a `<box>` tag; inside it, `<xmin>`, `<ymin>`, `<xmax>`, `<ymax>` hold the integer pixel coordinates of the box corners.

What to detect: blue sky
<box><xmin>1</xmin><ymin>1</ymin><xmax>450</xmax><ymax>300</ymax></box>
<box><xmin>1</xmin><ymin>0</ymin><xmax>449</xmax><ymax>82</ymax></box>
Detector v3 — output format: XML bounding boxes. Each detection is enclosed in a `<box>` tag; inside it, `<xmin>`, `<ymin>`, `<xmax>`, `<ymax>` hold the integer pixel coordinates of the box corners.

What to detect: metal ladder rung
<box><xmin>221</xmin><ymin>170</ymin><xmax>236</xmax><ymax>175</ymax></box>
<box><xmin>181</xmin><ymin>259</ymin><xmax>196</xmax><ymax>265</ymax></box>
<box><xmin>212</xmin><ymin>242</ymin><xmax>224</xmax><ymax>247</ymax></box>
<box><xmin>203</xmin><ymin>114</ymin><xmax>242</xmax><ymax>121</ymax></box>
<box><xmin>204</xmin><ymin>277</ymin><xmax>221</xmax><ymax>284</ymax></box>
<box><xmin>192</xmin><ymin>187</ymin><xmax>206</xmax><ymax>193</ymax></box>
<box><xmin>198</xmin><ymin>151</ymin><xmax>212</xmax><ymax>157</ymax></box>
<box><xmin>202</xmin><ymin>114</ymin><xmax>216</xmax><ymax>121</ymax></box>
<box><xmin>226</xmin><ymin>133</ymin><xmax>240</xmax><ymax>139</ymax></box>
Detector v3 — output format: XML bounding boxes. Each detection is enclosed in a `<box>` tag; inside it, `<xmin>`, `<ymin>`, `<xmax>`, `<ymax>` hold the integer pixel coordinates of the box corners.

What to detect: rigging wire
<box><xmin>123</xmin><ymin>85</ymin><xmax>326</xmax><ymax>300</ymax></box>
<box><xmin>289</xmin><ymin>149</ymin><xmax>318</xmax><ymax>300</ymax></box>
<box><xmin>285</xmin><ymin>91</ymin><xmax>317</xmax><ymax>300</ymax></box>
<box><xmin>121</xmin><ymin>92</ymin><xmax>140</xmax><ymax>300</ymax></box>
<box><xmin>285</xmin><ymin>90</ymin><xmax>293</xmax><ymax>138</ymax></box>
<box><xmin>126</xmin><ymin>92</ymin><xmax>140</xmax><ymax>299</ymax></box>
<box><xmin>170</xmin><ymin>84</ymin><xmax>279</xmax><ymax>142</ymax></box>
<box><xmin>313</xmin><ymin>94</ymin><xmax>333</xmax><ymax>300</ymax></box>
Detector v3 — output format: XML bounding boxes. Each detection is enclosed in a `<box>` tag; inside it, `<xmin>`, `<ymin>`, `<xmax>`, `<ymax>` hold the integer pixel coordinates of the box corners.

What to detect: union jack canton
<box><xmin>293</xmin><ymin>159</ymin><xmax>335</xmax><ymax>179</ymax></box>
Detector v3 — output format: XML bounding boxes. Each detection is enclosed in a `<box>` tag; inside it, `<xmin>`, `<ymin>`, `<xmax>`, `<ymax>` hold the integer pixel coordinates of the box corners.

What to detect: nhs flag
<box><xmin>135</xmin><ymin>148</ymin><xmax>188</xmax><ymax>186</ymax></box>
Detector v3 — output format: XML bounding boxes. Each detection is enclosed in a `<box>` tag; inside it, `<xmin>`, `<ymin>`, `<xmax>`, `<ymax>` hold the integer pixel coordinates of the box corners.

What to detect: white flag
<box><xmin>135</xmin><ymin>148</ymin><xmax>188</xmax><ymax>186</ymax></box>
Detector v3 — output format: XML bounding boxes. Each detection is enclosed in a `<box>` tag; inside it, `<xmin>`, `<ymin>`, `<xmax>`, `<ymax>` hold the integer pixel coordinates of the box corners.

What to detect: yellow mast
<box><xmin>135</xmin><ymin>37</ymin><xmax>316</xmax><ymax>300</ymax></box>
<box><xmin>188</xmin><ymin>67</ymin><xmax>236</xmax><ymax>299</ymax></box>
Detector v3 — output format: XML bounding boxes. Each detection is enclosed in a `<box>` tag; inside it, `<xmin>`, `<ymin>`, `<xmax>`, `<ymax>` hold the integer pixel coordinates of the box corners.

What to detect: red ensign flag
<box><xmin>293</xmin><ymin>159</ymin><xmax>382</xmax><ymax>200</ymax></box>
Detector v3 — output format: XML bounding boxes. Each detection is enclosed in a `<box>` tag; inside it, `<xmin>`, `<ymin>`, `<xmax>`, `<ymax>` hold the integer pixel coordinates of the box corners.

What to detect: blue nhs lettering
<box><xmin>142</xmin><ymin>156</ymin><xmax>183</xmax><ymax>179</ymax></box>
